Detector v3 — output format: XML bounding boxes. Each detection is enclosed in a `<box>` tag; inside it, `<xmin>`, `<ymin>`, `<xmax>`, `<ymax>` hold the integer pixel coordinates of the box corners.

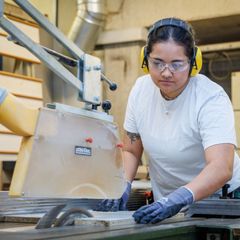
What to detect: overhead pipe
<box><xmin>68</xmin><ymin>0</ymin><xmax>107</xmax><ymax>53</ymax></box>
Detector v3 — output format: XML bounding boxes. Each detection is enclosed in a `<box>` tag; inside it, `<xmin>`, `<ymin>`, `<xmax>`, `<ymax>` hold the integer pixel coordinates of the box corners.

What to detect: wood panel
<box><xmin>0</xmin><ymin>154</ymin><xmax>17</xmax><ymax>161</ymax></box>
<box><xmin>0</xmin><ymin>71</ymin><xmax>43</xmax><ymax>99</ymax></box>
<box><xmin>0</xmin><ymin>16</ymin><xmax>40</xmax><ymax>63</ymax></box>
<box><xmin>0</xmin><ymin>134</ymin><xmax>22</xmax><ymax>153</ymax></box>
<box><xmin>237</xmin><ymin>149</ymin><xmax>240</xmax><ymax>157</ymax></box>
<box><xmin>4</xmin><ymin>3</ymin><xmax>36</xmax><ymax>26</ymax></box>
<box><xmin>231</xmin><ymin>72</ymin><xmax>240</xmax><ymax>110</ymax></box>
<box><xmin>0</xmin><ymin>18</ymin><xmax>39</xmax><ymax>43</ymax></box>
<box><xmin>235</xmin><ymin>110</ymin><xmax>240</xmax><ymax>148</ymax></box>
<box><xmin>0</xmin><ymin>36</ymin><xmax>40</xmax><ymax>63</ymax></box>
<box><xmin>0</xmin><ymin>14</ymin><xmax>42</xmax><ymax>189</ymax></box>
<box><xmin>0</xmin><ymin>161</ymin><xmax>2</xmax><ymax>190</ymax></box>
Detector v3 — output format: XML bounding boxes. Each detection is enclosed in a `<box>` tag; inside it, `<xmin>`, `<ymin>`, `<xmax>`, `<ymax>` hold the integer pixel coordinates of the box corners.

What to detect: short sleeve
<box><xmin>123</xmin><ymin>84</ymin><xmax>139</xmax><ymax>134</ymax></box>
<box><xmin>198</xmin><ymin>91</ymin><xmax>237</xmax><ymax>149</ymax></box>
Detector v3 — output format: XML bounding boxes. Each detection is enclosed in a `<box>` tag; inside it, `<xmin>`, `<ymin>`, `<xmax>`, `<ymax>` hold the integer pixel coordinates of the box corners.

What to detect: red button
<box><xmin>85</xmin><ymin>138</ymin><xmax>93</xmax><ymax>143</ymax></box>
<box><xmin>116</xmin><ymin>143</ymin><xmax>124</xmax><ymax>148</ymax></box>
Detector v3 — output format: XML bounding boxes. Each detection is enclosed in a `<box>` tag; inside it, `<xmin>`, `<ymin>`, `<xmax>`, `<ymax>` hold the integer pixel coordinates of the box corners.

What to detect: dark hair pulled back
<box><xmin>146</xmin><ymin>18</ymin><xmax>195</xmax><ymax>61</ymax></box>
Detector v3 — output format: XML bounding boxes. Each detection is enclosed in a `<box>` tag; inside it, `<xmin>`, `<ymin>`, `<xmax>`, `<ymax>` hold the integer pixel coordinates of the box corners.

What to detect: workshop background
<box><xmin>0</xmin><ymin>0</ymin><xmax>240</xmax><ymax>191</ymax></box>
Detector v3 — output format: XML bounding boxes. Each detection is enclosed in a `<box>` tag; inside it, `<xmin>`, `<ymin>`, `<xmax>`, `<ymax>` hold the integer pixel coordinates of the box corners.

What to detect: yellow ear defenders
<box><xmin>141</xmin><ymin>18</ymin><xmax>202</xmax><ymax>77</ymax></box>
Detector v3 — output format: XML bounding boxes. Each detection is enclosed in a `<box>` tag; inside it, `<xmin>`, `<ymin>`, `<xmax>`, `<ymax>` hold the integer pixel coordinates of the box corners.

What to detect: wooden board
<box><xmin>0</xmin><ymin>161</ymin><xmax>2</xmax><ymax>190</ymax></box>
<box><xmin>0</xmin><ymin>153</ymin><xmax>17</xmax><ymax>161</ymax></box>
<box><xmin>0</xmin><ymin>18</ymin><xmax>39</xmax><ymax>43</ymax></box>
<box><xmin>0</xmin><ymin>134</ymin><xmax>22</xmax><ymax>153</ymax></box>
<box><xmin>231</xmin><ymin>72</ymin><xmax>240</xmax><ymax>110</ymax></box>
<box><xmin>135</xmin><ymin>165</ymin><xmax>148</xmax><ymax>180</ymax></box>
<box><xmin>237</xmin><ymin>149</ymin><xmax>240</xmax><ymax>157</ymax></box>
<box><xmin>75</xmin><ymin>211</ymin><xmax>135</xmax><ymax>227</ymax></box>
<box><xmin>75</xmin><ymin>211</ymin><xmax>185</xmax><ymax>227</ymax></box>
<box><xmin>0</xmin><ymin>36</ymin><xmax>40</xmax><ymax>64</ymax></box>
<box><xmin>0</xmin><ymin>71</ymin><xmax>43</xmax><ymax>99</ymax></box>
<box><xmin>235</xmin><ymin>110</ymin><xmax>240</xmax><ymax>148</ymax></box>
<box><xmin>0</xmin><ymin>16</ymin><xmax>40</xmax><ymax>63</ymax></box>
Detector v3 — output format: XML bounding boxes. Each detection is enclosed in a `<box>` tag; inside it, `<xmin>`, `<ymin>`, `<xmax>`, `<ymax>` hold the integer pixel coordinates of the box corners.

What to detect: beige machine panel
<box><xmin>10</xmin><ymin>108</ymin><xmax>126</xmax><ymax>199</ymax></box>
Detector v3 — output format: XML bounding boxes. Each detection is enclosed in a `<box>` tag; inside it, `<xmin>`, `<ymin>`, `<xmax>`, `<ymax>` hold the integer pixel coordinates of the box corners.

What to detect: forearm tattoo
<box><xmin>127</xmin><ymin>131</ymin><xmax>140</xmax><ymax>144</ymax></box>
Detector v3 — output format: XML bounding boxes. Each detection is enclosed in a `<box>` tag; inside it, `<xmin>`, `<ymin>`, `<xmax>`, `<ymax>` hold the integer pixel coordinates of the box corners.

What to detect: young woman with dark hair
<box><xmin>95</xmin><ymin>17</ymin><xmax>240</xmax><ymax>224</ymax></box>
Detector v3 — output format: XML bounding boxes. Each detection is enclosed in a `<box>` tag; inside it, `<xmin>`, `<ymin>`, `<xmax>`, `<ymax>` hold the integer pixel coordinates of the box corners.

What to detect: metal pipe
<box><xmin>68</xmin><ymin>0</ymin><xmax>106</xmax><ymax>52</ymax></box>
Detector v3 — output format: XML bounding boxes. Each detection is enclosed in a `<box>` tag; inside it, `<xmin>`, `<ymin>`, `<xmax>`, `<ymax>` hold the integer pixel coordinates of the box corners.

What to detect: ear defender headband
<box><xmin>141</xmin><ymin>18</ymin><xmax>202</xmax><ymax>77</ymax></box>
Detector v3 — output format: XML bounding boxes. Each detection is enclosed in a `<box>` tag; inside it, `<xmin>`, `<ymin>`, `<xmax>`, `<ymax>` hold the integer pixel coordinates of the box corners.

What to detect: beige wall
<box><xmin>55</xmin><ymin>0</ymin><xmax>240</xmax><ymax>31</ymax></box>
<box><xmin>105</xmin><ymin>0</ymin><xmax>240</xmax><ymax>30</ymax></box>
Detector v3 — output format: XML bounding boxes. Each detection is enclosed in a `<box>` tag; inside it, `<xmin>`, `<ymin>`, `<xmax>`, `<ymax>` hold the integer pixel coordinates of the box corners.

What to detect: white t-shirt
<box><xmin>124</xmin><ymin>74</ymin><xmax>240</xmax><ymax>200</ymax></box>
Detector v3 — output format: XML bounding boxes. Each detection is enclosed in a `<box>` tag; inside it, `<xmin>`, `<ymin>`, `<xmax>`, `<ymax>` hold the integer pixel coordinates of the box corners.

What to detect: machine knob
<box><xmin>102</xmin><ymin>100</ymin><xmax>111</xmax><ymax>114</ymax></box>
<box><xmin>109</xmin><ymin>83</ymin><xmax>117</xmax><ymax>91</ymax></box>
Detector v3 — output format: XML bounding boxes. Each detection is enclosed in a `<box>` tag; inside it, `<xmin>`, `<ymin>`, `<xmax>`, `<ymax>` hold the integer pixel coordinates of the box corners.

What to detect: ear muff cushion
<box><xmin>140</xmin><ymin>46</ymin><xmax>149</xmax><ymax>74</ymax></box>
<box><xmin>190</xmin><ymin>46</ymin><xmax>202</xmax><ymax>77</ymax></box>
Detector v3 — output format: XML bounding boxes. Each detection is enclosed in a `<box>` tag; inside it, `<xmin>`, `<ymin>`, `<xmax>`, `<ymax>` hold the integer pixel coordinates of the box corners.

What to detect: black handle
<box><xmin>101</xmin><ymin>73</ymin><xmax>117</xmax><ymax>91</ymax></box>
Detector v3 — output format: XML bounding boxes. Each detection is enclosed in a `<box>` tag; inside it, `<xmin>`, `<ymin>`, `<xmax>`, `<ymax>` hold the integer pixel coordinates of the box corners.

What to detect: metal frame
<box><xmin>0</xmin><ymin>0</ymin><xmax>82</xmax><ymax>91</ymax></box>
<box><xmin>0</xmin><ymin>0</ymin><xmax>103</xmax><ymax>105</ymax></box>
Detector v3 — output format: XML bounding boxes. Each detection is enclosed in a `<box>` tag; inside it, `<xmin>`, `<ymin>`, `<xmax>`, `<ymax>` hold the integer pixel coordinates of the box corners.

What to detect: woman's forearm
<box><xmin>185</xmin><ymin>144</ymin><xmax>234</xmax><ymax>201</ymax></box>
<box><xmin>123</xmin><ymin>151</ymin><xmax>141</xmax><ymax>182</ymax></box>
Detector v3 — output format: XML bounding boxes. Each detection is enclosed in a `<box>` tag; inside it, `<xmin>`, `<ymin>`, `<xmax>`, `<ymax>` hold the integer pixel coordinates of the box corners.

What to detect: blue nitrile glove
<box><xmin>94</xmin><ymin>181</ymin><xmax>131</xmax><ymax>211</ymax></box>
<box><xmin>0</xmin><ymin>88</ymin><xmax>7</xmax><ymax>104</ymax></box>
<box><xmin>133</xmin><ymin>186</ymin><xmax>194</xmax><ymax>224</ymax></box>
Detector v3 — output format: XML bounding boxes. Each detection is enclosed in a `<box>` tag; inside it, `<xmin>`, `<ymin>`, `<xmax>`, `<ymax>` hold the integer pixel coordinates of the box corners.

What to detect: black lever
<box><xmin>101</xmin><ymin>73</ymin><xmax>117</xmax><ymax>91</ymax></box>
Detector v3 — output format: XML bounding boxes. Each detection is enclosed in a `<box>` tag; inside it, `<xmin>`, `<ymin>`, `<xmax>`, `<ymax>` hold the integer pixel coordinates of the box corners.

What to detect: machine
<box><xmin>0</xmin><ymin>1</ymin><xmax>240</xmax><ymax>239</ymax></box>
<box><xmin>0</xmin><ymin>0</ymin><xmax>126</xmax><ymax>200</ymax></box>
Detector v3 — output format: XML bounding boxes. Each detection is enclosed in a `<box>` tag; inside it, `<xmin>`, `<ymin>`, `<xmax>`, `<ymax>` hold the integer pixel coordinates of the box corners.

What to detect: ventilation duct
<box><xmin>68</xmin><ymin>0</ymin><xmax>107</xmax><ymax>52</ymax></box>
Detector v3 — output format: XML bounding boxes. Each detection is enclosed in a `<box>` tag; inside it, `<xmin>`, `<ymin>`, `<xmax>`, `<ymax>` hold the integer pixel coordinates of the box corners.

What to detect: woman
<box><xmin>96</xmin><ymin>17</ymin><xmax>240</xmax><ymax>224</ymax></box>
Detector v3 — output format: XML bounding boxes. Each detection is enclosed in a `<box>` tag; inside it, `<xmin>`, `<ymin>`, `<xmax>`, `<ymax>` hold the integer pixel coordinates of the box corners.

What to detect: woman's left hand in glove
<box><xmin>133</xmin><ymin>186</ymin><xmax>194</xmax><ymax>224</ymax></box>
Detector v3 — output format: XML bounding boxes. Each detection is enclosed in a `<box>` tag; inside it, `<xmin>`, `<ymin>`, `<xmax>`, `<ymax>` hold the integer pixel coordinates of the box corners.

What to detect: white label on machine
<box><xmin>75</xmin><ymin>146</ymin><xmax>92</xmax><ymax>156</ymax></box>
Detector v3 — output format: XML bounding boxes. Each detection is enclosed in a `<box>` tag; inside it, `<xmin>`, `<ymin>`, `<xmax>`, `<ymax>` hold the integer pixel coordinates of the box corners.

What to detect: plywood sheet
<box><xmin>0</xmin><ymin>36</ymin><xmax>40</xmax><ymax>63</ymax></box>
<box><xmin>135</xmin><ymin>165</ymin><xmax>148</xmax><ymax>179</ymax></box>
<box><xmin>75</xmin><ymin>211</ymin><xmax>185</xmax><ymax>227</ymax></box>
<box><xmin>0</xmin><ymin>134</ymin><xmax>21</xmax><ymax>153</ymax></box>
<box><xmin>0</xmin><ymin>18</ymin><xmax>39</xmax><ymax>43</ymax></box>
<box><xmin>0</xmin><ymin>153</ymin><xmax>17</xmax><ymax>161</ymax></box>
<box><xmin>75</xmin><ymin>211</ymin><xmax>135</xmax><ymax>227</ymax></box>
<box><xmin>0</xmin><ymin>161</ymin><xmax>2</xmax><ymax>190</ymax></box>
<box><xmin>231</xmin><ymin>72</ymin><xmax>240</xmax><ymax>110</ymax></box>
<box><xmin>235</xmin><ymin>110</ymin><xmax>240</xmax><ymax>148</ymax></box>
<box><xmin>0</xmin><ymin>72</ymin><xmax>43</xmax><ymax>99</ymax></box>
<box><xmin>237</xmin><ymin>149</ymin><xmax>240</xmax><ymax>157</ymax></box>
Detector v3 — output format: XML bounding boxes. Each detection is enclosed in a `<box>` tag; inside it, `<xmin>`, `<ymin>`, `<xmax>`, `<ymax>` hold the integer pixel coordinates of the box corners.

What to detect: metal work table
<box><xmin>0</xmin><ymin>218</ymin><xmax>201</xmax><ymax>240</ymax></box>
<box><xmin>1</xmin><ymin>215</ymin><xmax>240</xmax><ymax>240</ymax></box>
